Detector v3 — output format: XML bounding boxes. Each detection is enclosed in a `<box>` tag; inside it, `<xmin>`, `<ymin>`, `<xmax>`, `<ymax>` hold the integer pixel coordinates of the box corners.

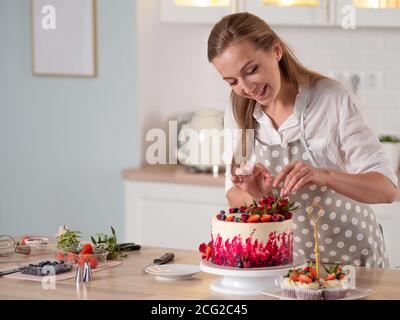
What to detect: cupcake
<box><xmin>280</xmin><ymin>268</ymin><xmax>302</xmax><ymax>298</ymax></box>
<box><xmin>293</xmin><ymin>265</ymin><xmax>323</xmax><ymax>300</ymax></box>
<box><xmin>322</xmin><ymin>264</ymin><xmax>349</xmax><ymax>300</ymax></box>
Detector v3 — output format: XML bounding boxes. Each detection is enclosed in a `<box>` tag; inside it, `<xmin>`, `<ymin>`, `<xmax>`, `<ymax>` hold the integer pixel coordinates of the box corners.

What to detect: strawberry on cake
<box><xmin>279</xmin><ymin>263</ymin><xmax>350</xmax><ymax>300</ymax></box>
<box><xmin>322</xmin><ymin>264</ymin><xmax>349</xmax><ymax>300</ymax></box>
<box><xmin>199</xmin><ymin>194</ymin><xmax>298</xmax><ymax>268</ymax></box>
<box><xmin>281</xmin><ymin>263</ymin><xmax>324</xmax><ymax>300</ymax></box>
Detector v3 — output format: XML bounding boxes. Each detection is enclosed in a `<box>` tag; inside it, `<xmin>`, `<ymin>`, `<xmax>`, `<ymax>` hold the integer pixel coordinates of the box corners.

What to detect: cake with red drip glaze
<box><xmin>199</xmin><ymin>194</ymin><xmax>298</xmax><ymax>268</ymax></box>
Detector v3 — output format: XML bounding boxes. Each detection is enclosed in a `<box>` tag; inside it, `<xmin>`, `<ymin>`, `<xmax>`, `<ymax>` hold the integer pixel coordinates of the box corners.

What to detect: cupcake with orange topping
<box><xmin>293</xmin><ymin>264</ymin><xmax>324</xmax><ymax>300</ymax></box>
<box><xmin>280</xmin><ymin>268</ymin><xmax>302</xmax><ymax>298</ymax></box>
<box><xmin>322</xmin><ymin>264</ymin><xmax>349</xmax><ymax>300</ymax></box>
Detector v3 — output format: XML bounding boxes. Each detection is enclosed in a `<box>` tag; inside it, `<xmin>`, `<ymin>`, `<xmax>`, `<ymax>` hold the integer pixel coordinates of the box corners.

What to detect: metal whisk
<box><xmin>0</xmin><ymin>235</ymin><xmax>31</xmax><ymax>257</ymax></box>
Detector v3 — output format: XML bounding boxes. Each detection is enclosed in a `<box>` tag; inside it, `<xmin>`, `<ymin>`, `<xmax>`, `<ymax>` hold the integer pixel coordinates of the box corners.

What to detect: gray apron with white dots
<box><xmin>253</xmin><ymin>111</ymin><xmax>389</xmax><ymax>268</ymax></box>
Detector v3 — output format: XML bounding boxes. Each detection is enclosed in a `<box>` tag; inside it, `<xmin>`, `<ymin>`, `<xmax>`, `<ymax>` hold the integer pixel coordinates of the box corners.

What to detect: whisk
<box><xmin>0</xmin><ymin>235</ymin><xmax>31</xmax><ymax>257</ymax></box>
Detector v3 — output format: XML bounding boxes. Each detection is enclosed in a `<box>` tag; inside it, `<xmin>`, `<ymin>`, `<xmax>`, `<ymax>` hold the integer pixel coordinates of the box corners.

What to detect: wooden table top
<box><xmin>1</xmin><ymin>246</ymin><xmax>400</xmax><ymax>300</ymax></box>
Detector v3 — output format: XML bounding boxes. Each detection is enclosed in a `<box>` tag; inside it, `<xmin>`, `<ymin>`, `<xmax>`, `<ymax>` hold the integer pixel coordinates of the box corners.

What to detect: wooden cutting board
<box><xmin>1</xmin><ymin>260</ymin><xmax>122</xmax><ymax>282</ymax></box>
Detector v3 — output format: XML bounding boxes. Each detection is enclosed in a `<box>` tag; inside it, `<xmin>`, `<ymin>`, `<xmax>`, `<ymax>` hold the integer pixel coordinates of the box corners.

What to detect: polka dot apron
<box><xmin>253</xmin><ymin>111</ymin><xmax>389</xmax><ymax>268</ymax></box>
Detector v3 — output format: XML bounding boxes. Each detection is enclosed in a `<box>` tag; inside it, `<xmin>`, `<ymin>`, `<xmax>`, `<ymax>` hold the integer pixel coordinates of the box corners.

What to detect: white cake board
<box><xmin>200</xmin><ymin>258</ymin><xmax>305</xmax><ymax>296</ymax></box>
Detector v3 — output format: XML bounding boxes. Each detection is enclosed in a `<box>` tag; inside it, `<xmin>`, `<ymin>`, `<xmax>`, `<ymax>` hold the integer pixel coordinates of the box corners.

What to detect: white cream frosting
<box><xmin>323</xmin><ymin>279</ymin><xmax>348</xmax><ymax>289</ymax></box>
<box><xmin>211</xmin><ymin>216</ymin><xmax>293</xmax><ymax>244</ymax></box>
<box><xmin>280</xmin><ymin>277</ymin><xmax>297</xmax><ymax>289</ymax></box>
<box><xmin>295</xmin><ymin>281</ymin><xmax>321</xmax><ymax>290</ymax></box>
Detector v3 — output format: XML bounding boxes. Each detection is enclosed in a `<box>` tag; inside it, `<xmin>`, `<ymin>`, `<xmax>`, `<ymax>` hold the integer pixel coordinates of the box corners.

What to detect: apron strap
<box><xmin>300</xmin><ymin>112</ymin><xmax>319</xmax><ymax>168</ymax></box>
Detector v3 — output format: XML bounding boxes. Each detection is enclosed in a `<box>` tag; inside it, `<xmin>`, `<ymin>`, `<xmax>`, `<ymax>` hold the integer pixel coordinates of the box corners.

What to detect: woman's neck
<box><xmin>262</xmin><ymin>81</ymin><xmax>298</xmax><ymax>114</ymax></box>
<box><xmin>262</xmin><ymin>81</ymin><xmax>298</xmax><ymax>130</ymax></box>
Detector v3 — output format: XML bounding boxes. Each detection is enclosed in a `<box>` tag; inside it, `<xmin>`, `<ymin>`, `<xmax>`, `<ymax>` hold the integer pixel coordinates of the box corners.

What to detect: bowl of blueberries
<box><xmin>19</xmin><ymin>260</ymin><xmax>73</xmax><ymax>276</ymax></box>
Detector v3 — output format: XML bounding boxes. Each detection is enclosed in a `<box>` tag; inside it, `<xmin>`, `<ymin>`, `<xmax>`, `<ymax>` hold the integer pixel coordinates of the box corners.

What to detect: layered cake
<box><xmin>199</xmin><ymin>194</ymin><xmax>298</xmax><ymax>268</ymax></box>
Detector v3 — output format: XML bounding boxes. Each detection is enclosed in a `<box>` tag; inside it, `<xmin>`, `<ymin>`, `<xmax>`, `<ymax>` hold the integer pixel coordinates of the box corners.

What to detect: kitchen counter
<box><xmin>122</xmin><ymin>165</ymin><xmax>400</xmax><ymax>201</ymax></box>
<box><xmin>1</xmin><ymin>246</ymin><xmax>400</xmax><ymax>300</ymax></box>
<box><xmin>122</xmin><ymin>164</ymin><xmax>225</xmax><ymax>188</ymax></box>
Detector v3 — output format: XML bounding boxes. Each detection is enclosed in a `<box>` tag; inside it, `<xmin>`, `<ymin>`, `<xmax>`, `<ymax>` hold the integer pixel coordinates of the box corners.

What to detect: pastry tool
<box><xmin>117</xmin><ymin>243</ymin><xmax>141</xmax><ymax>251</ymax></box>
<box><xmin>0</xmin><ymin>235</ymin><xmax>31</xmax><ymax>257</ymax></box>
<box><xmin>143</xmin><ymin>252</ymin><xmax>175</xmax><ymax>274</ymax></box>
<box><xmin>0</xmin><ymin>267</ymin><xmax>22</xmax><ymax>277</ymax></box>
<box><xmin>306</xmin><ymin>199</ymin><xmax>325</xmax><ymax>281</ymax></box>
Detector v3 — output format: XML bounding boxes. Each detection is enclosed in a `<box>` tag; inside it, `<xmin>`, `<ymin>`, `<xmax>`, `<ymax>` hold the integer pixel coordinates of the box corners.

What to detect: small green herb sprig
<box><xmin>323</xmin><ymin>264</ymin><xmax>349</xmax><ymax>280</ymax></box>
<box><xmin>91</xmin><ymin>226</ymin><xmax>127</xmax><ymax>260</ymax></box>
<box><xmin>57</xmin><ymin>226</ymin><xmax>81</xmax><ymax>253</ymax></box>
<box><xmin>379</xmin><ymin>135</ymin><xmax>400</xmax><ymax>143</ymax></box>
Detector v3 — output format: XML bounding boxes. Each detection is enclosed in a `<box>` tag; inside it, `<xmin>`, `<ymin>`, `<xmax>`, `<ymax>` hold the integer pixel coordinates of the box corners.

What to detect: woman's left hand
<box><xmin>272</xmin><ymin>161</ymin><xmax>329</xmax><ymax>197</ymax></box>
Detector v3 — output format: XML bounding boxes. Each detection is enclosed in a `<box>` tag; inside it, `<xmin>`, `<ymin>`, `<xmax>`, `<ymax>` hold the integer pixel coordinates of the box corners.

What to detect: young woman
<box><xmin>208</xmin><ymin>12</ymin><xmax>399</xmax><ymax>268</ymax></box>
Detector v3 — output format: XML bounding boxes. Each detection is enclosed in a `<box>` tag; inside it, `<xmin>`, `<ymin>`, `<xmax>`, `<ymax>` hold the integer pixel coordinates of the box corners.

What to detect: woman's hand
<box><xmin>232</xmin><ymin>163</ymin><xmax>274</xmax><ymax>201</ymax></box>
<box><xmin>273</xmin><ymin>161</ymin><xmax>329</xmax><ymax>197</ymax></box>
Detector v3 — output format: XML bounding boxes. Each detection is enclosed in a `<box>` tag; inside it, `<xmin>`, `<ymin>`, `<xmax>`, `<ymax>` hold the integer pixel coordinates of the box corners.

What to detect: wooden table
<box><xmin>1</xmin><ymin>246</ymin><xmax>400</xmax><ymax>300</ymax></box>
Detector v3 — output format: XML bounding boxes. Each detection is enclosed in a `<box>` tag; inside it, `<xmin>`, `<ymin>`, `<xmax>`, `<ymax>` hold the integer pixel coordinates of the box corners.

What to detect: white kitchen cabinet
<box><xmin>336</xmin><ymin>0</ymin><xmax>400</xmax><ymax>28</ymax></box>
<box><xmin>123</xmin><ymin>170</ymin><xmax>400</xmax><ymax>268</ymax></box>
<box><xmin>244</xmin><ymin>0</ymin><xmax>334</xmax><ymax>26</ymax></box>
<box><xmin>160</xmin><ymin>0</ymin><xmax>400</xmax><ymax>28</ymax></box>
<box><xmin>370</xmin><ymin>202</ymin><xmax>400</xmax><ymax>269</ymax></box>
<box><xmin>159</xmin><ymin>0</ymin><xmax>234</xmax><ymax>23</ymax></box>
<box><xmin>160</xmin><ymin>0</ymin><xmax>333</xmax><ymax>25</ymax></box>
<box><xmin>124</xmin><ymin>180</ymin><xmax>227</xmax><ymax>250</ymax></box>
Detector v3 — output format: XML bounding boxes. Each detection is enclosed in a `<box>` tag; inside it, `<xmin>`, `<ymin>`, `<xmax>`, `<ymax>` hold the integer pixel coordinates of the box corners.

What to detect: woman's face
<box><xmin>212</xmin><ymin>40</ymin><xmax>283</xmax><ymax>106</ymax></box>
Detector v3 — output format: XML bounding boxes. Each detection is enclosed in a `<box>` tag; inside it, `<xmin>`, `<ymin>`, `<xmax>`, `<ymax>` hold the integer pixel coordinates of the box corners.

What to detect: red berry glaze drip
<box><xmin>200</xmin><ymin>230</ymin><xmax>293</xmax><ymax>268</ymax></box>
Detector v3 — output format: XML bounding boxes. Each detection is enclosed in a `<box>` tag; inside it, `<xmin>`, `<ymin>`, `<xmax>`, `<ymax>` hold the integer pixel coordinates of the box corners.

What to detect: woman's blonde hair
<box><xmin>207</xmin><ymin>12</ymin><xmax>327</xmax><ymax>174</ymax></box>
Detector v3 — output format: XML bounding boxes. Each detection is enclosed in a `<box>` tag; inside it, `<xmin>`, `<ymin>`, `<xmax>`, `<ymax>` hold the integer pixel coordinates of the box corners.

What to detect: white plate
<box><xmin>261</xmin><ymin>286</ymin><xmax>375</xmax><ymax>300</ymax></box>
<box><xmin>145</xmin><ymin>264</ymin><xmax>200</xmax><ymax>280</ymax></box>
<box><xmin>25</xmin><ymin>238</ymin><xmax>50</xmax><ymax>248</ymax></box>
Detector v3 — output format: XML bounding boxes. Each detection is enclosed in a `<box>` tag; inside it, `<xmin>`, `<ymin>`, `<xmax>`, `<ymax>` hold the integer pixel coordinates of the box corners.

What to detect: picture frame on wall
<box><xmin>31</xmin><ymin>0</ymin><xmax>97</xmax><ymax>77</ymax></box>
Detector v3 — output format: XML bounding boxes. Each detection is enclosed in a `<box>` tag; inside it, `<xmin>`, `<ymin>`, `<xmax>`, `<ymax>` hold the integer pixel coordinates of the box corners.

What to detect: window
<box><xmin>353</xmin><ymin>0</ymin><xmax>400</xmax><ymax>8</ymax></box>
<box><xmin>174</xmin><ymin>0</ymin><xmax>230</xmax><ymax>7</ymax></box>
<box><xmin>261</xmin><ymin>0</ymin><xmax>320</xmax><ymax>7</ymax></box>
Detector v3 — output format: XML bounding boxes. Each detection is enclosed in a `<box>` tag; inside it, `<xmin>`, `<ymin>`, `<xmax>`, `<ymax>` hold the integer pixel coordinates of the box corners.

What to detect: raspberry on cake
<box><xmin>199</xmin><ymin>194</ymin><xmax>299</xmax><ymax>268</ymax></box>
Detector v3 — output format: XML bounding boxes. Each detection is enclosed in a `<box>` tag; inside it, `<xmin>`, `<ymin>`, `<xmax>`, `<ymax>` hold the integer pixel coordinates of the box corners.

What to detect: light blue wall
<box><xmin>0</xmin><ymin>0</ymin><xmax>138</xmax><ymax>240</ymax></box>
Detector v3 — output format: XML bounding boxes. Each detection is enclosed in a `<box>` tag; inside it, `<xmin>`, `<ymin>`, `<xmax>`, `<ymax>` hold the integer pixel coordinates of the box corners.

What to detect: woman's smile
<box><xmin>208</xmin><ymin>12</ymin><xmax>398</xmax><ymax>270</ymax></box>
<box><xmin>254</xmin><ymin>84</ymin><xmax>267</xmax><ymax>101</ymax></box>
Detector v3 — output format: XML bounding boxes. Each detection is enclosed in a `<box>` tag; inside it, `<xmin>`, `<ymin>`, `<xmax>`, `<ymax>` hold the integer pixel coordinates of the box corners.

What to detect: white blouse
<box><xmin>223</xmin><ymin>79</ymin><xmax>398</xmax><ymax>193</ymax></box>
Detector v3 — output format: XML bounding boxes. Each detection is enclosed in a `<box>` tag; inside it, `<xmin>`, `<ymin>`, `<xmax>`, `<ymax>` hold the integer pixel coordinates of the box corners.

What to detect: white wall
<box><xmin>0</xmin><ymin>0</ymin><xmax>139</xmax><ymax>240</ymax></box>
<box><xmin>137</xmin><ymin>0</ymin><xmax>230</xmax><ymax>164</ymax></box>
<box><xmin>137</xmin><ymin>0</ymin><xmax>400</xmax><ymax>164</ymax></box>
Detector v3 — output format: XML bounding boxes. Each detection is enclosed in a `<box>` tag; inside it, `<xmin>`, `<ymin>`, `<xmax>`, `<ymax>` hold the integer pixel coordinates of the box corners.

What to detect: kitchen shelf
<box><xmin>122</xmin><ymin>166</ymin><xmax>399</xmax><ymax>200</ymax></box>
<box><xmin>122</xmin><ymin>164</ymin><xmax>225</xmax><ymax>188</ymax></box>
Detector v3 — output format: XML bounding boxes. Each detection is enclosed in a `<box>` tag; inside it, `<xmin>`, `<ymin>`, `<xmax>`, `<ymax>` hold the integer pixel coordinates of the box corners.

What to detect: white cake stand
<box><xmin>200</xmin><ymin>258</ymin><xmax>305</xmax><ymax>296</ymax></box>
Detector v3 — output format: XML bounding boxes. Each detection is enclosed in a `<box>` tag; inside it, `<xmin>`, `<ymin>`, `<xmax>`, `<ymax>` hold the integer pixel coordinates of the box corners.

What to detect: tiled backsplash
<box><xmin>137</xmin><ymin>0</ymin><xmax>400</xmax><ymax>163</ymax></box>
<box><xmin>276</xmin><ymin>27</ymin><xmax>400</xmax><ymax>136</ymax></box>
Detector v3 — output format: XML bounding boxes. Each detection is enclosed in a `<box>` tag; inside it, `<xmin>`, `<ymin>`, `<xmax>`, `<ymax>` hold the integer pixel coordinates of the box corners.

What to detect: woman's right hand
<box><xmin>232</xmin><ymin>163</ymin><xmax>274</xmax><ymax>201</ymax></box>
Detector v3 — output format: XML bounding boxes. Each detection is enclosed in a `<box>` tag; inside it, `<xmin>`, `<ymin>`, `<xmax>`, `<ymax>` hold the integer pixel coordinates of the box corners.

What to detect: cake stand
<box><xmin>200</xmin><ymin>258</ymin><xmax>305</xmax><ymax>296</ymax></box>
